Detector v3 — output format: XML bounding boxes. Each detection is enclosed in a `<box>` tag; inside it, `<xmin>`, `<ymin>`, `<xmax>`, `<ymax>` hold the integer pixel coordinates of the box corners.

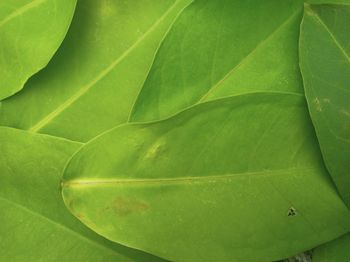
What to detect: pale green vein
<box><xmin>28</xmin><ymin>1</ymin><xmax>180</xmax><ymax>133</ymax></box>
<box><xmin>0</xmin><ymin>0</ymin><xmax>46</xmax><ymax>28</ymax></box>
<box><xmin>62</xmin><ymin>167</ymin><xmax>317</xmax><ymax>187</ymax></box>
<box><xmin>0</xmin><ymin>196</ymin><xmax>129</xmax><ymax>257</ymax></box>
<box><xmin>198</xmin><ymin>8</ymin><xmax>302</xmax><ymax>102</ymax></box>
<box><xmin>306</xmin><ymin>4</ymin><xmax>350</xmax><ymax>63</ymax></box>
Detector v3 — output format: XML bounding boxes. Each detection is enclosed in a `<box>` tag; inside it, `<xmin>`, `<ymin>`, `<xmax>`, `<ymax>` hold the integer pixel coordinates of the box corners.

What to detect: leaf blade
<box><xmin>299</xmin><ymin>3</ymin><xmax>350</xmax><ymax>206</ymax></box>
<box><xmin>0</xmin><ymin>0</ymin><xmax>191</xmax><ymax>142</ymax></box>
<box><xmin>313</xmin><ymin>233</ymin><xmax>350</xmax><ymax>262</ymax></box>
<box><xmin>62</xmin><ymin>93</ymin><xmax>350</xmax><ymax>261</ymax></box>
<box><xmin>130</xmin><ymin>0</ymin><xmax>304</xmax><ymax>122</ymax></box>
<box><xmin>0</xmin><ymin>127</ymin><xmax>164</xmax><ymax>261</ymax></box>
<box><xmin>0</xmin><ymin>0</ymin><xmax>77</xmax><ymax>100</ymax></box>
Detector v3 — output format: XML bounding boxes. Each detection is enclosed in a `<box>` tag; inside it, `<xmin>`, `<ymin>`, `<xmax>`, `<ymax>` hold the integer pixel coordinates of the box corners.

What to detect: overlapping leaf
<box><xmin>1</xmin><ymin>0</ymin><xmax>349</xmax><ymax>261</ymax></box>
<box><xmin>130</xmin><ymin>0</ymin><xmax>304</xmax><ymax>122</ymax></box>
<box><xmin>313</xmin><ymin>233</ymin><xmax>350</xmax><ymax>261</ymax></box>
<box><xmin>299</xmin><ymin>3</ymin><xmax>350</xmax><ymax>206</ymax></box>
<box><xmin>0</xmin><ymin>0</ymin><xmax>191</xmax><ymax>142</ymax></box>
<box><xmin>0</xmin><ymin>127</ymin><xmax>163</xmax><ymax>261</ymax></box>
<box><xmin>59</xmin><ymin>1</ymin><xmax>350</xmax><ymax>261</ymax></box>
<box><xmin>0</xmin><ymin>0</ymin><xmax>77</xmax><ymax>100</ymax></box>
<box><xmin>62</xmin><ymin>93</ymin><xmax>350</xmax><ymax>261</ymax></box>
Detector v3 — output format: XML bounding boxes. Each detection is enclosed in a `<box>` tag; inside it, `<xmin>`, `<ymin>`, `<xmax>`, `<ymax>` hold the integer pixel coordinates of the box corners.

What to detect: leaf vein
<box><xmin>197</xmin><ymin>8</ymin><xmax>302</xmax><ymax>102</ymax></box>
<box><xmin>28</xmin><ymin>1</ymin><xmax>181</xmax><ymax>132</ymax></box>
<box><xmin>63</xmin><ymin>167</ymin><xmax>317</xmax><ymax>187</ymax></box>
<box><xmin>0</xmin><ymin>0</ymin><xmax>46</xmax><ymax>28</ymax></box>
<box><xmin>0</xmin><ymin>196</ymin><xmax>125</xmax><ymax>256</ymax></box>
<box><xmin>307</xmin><ymin>5</ymin><xmax>350</xmax><ymax>63</ymax></box>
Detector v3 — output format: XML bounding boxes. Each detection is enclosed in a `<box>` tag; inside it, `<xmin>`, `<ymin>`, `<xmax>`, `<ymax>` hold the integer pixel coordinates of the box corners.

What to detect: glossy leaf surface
<box><xmin>0</xmin><ymin>0</ymin><xmax>191</xmax><ymax>142</ymax></box>
<box><xmin>130</xmin><ymin>0</ymin><xmax>304</xmax><ymax>122</ymax></box>
<box><xmin>0</xmin><ymin>127</ymin><xmax>163</xmax><ymax>261</ymax></box>
<box><xmin>313</xmin><ymin>233</ymin><xmax>350</xmax><ymax>262</ymax></box>
<box><xmin>0</xmin><ymin>0</ymin><xmax>76</xmax><ymax>100</ymax></box>
<box><xmin>62</xmin><ymin>93</ymin><xmax>350</xmax><ymax>262</ymax></box>
<box><xmin>299</xmin><ymin>3</ymin><xmax>350</xmax><ymax>206</ymax></box>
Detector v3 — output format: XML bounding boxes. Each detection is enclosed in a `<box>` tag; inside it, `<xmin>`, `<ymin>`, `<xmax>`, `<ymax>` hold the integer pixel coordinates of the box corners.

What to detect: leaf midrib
<box><xmin>0</xmin><ymin>195</ymin><xmax>129</xmax><ymax>258</ymax></box>
<box><xmin>198</xmin><ymin>7</ymin><xmax>302</xmax><ymax>102</ymax></box>
<box><xmin>0</xmin><ymin>0</ymin><xmax>46</xmax><ymax>28</ymax></box>
<box><xmin>62</xmin><ymin>167</ymin><xmax>317</xmax><ymax>187</ymax></box>
<box><xmin>28</xmin><ymin>0</ymin><xmax>181</xmax><ymax>133</ymax></box>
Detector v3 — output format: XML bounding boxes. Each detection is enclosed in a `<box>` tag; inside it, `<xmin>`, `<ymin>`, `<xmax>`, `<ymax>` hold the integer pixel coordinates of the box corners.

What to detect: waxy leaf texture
<box><xmin>0</xmin><ymin>127</ymin><xmax>162</xmax><ymax>261</ymax></box>
<box><xmin>0</xmin><ymin>0</ymin><xmax>77</xmax><ymax>100</ymax></box>
<box><xmin>63</xmin><ymin>93</ymin><xmax>350</xmax><ymax>262</ymax></box>
<box><xmin>300</xmin><ymin>2</ymin><xmax>350</xmax><ymax>206</ymax></box>
<box><xmin>0</xmin><ymin>0</ymin><xmax>349</xmax><ymax>261</ymax></box>
<box><xmin>0</xmin><ymin>0</ymin><xmax>191</xmax><ymax>142</ymax></box>
<box><xmin>131</xmin><ymin>0</ymin><xmax>304</xmax><ymax>122</ymax></box>
<box><xmin>313</xmin><ymin>233</ymin><xmax>350</xmax><ymax>262</ymax></box>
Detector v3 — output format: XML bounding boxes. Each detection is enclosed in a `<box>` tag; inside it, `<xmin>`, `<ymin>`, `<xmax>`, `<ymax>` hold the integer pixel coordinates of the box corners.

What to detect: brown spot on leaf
<box><xmin>111</xmin><ymin>197</ymin><xmax>149</xmax><ymax>216</ymax></box>
<box><xmin>76</xmin><ymin>213</ymin><xmax>85</xmax><ymax>220</ymax></box>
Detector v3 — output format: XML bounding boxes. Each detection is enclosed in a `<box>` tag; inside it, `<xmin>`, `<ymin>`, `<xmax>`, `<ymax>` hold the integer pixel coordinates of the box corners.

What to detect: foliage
<box><xmin>0</xmin><ymin>0</ymin><xmax>349</xmax><ymax>261</ymax></box>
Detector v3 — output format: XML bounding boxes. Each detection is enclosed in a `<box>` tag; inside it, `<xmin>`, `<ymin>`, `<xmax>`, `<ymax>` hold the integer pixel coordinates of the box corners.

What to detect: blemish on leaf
<box><xmin>313</xmin><ymin>97</ymin><xmax>322</xmax><ymax>112</ymax></box>
<box><xmin>76</xmin><ymin>213</ymin><xmax>85</xmax><ymax>220</ymax></box>
<box><xmin>111</xmin><ymin>197</ymin><xmax>149</xmax><ymax>216</ymax></box>
<box><xmin>287</xmin><ymin>207</ymin><xmax>297</xmax><ymax>217</ymax></box>
<box><xmin>322</xmin><ymin>98</ymin><xmax>330</xmax><ymax>104</ymax></box>
<box><xmin>144</xmin><ymin>139</ymin><xmax>166</xmax><ymax>159</ymax></box>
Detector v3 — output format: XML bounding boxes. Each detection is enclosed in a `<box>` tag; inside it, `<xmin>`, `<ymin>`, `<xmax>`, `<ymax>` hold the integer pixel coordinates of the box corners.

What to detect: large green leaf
<box><xmin>313</xmin><ymin>233</ymin><xmax>350</xmax><ymax>262</ymax></box>
<box><xmin>62</xmin><ymin>93</ymin><xmax>350</xmax><ymax>262</ymax></box>
<box><xmin>130</xmin><ymin>0</ymin><xmax>304</xmax><ymax>122</ymax></box>
<box><xmin>0</xmin><ymin>127</ymin><xmax>163</xmax><ymax>261</ymax></box>
<box><xmin>299</xmin><ymin>3</ymin><xmax>350</xmax><ymax>206</ymax></box>
<box><xmin>0</xmin><ymin>0</ymin><xmax>77</xmax><ymax>100</ymax></box>
<box><xmin>0</xmin><ymin>0</ymin><xmax>191</xmax><ymax>142</ymax></box>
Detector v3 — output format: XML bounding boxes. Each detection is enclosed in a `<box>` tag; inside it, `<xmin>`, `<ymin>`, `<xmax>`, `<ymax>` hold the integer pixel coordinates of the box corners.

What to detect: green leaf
<box><xmin>130</xmin><ymin>0</ymin><xmax>304</xmax><ymax>122</ymax></box>
<box><xmin>306</xmin><ymin>0</ymin><xmax>350</xmax><ymax>4</ymax></box>
<box><xmin>0</xmin><ymin>0</ymin><xmax>77</xmax><ymax>100</ymax></box>
<box><xmin>0</xmin><ymin>0</ymin><xmax>191</xmax><ymax>142</ymax></box>
<box><xmin>313</xmin><ymin>233</ymin><xmax>350</xmax><ymax>262</ymax></box>
<box><xmin>299</xmin><ymin>3</ymin><xmax>350</xmax><ymax>206</ymax></box>
<box><xmin>0</xmin><ymin>127</ymin><xmax>163</xmax><ymax>261</ymax></box>
<box><xmin>62</xmin><ymin>93</ymin><xmax>350</xmax><ymax>262</ymax></box>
